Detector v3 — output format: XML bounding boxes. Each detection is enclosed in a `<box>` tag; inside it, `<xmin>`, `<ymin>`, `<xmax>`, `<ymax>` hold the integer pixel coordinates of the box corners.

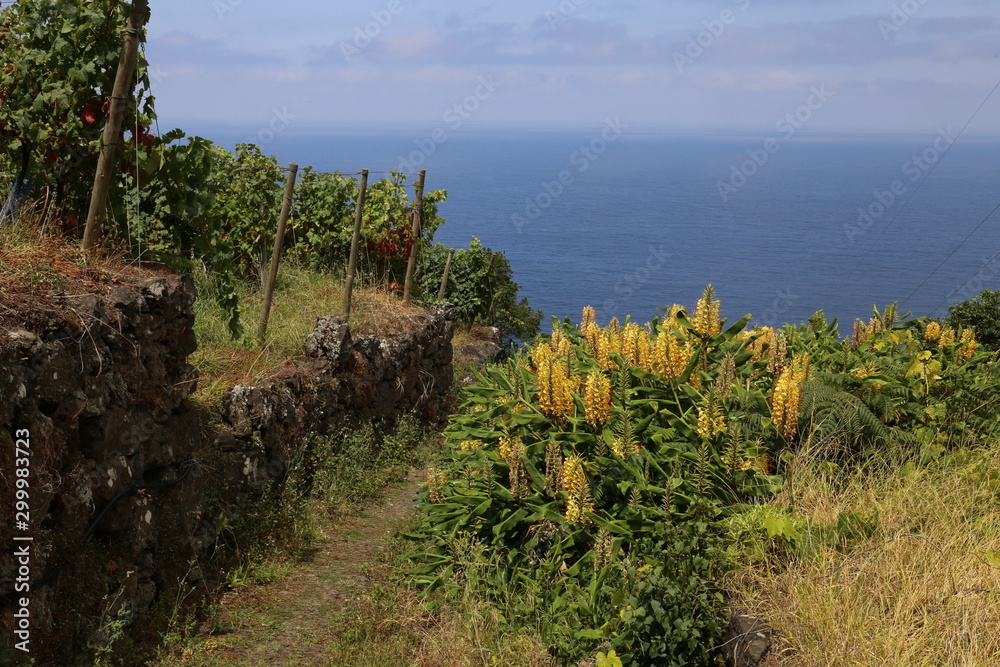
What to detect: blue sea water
<box><xmin>198</xmin><ymin>125</ymin><xmax>1000</xmax><ymax>334</ymax></box>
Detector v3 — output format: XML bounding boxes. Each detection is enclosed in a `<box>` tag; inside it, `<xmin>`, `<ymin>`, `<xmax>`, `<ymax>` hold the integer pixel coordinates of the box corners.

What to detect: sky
<box><xmin>143</xmin><ymin>0</ymin><xmax>1000</xmax><ymax>135</ymax></box>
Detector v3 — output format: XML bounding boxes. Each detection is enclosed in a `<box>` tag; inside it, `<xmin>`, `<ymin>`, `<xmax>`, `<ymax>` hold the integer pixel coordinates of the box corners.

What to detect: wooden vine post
<box><xmin>256</xmin><ymin>164</ymin><xmax>299</xmax><ymax>346</ymax></box>
<box><xmin>437</xmin><ymin>248</ymin><xmax>455</xmax><ymax>300</ymax></box>
<box><xmin>82</xmin><ymin>0</ymin><xmax>149</xmax><ymax>254</ymax></box>
<box><xmin>403</xmin><ymin>169</ymin><xmax>426</xmax><ymax>303</ymax></box>
<box><xmin>343</xmin><ymin>169</ymin><xmax>369</xmax><ymax>319</ymax></box>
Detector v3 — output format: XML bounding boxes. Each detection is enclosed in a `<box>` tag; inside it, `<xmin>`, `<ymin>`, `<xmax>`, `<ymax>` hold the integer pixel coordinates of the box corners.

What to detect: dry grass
<box><xmin>728</xmin><ymin>442</ymin><xmax>1000</xmax><ymax>666</ymax></box>
<box><xmin>0</xmin><ymin>211</ymin><xmax>159</xmax><ymax>331</ymax></box>
<box><xmin>189</xmin><ymin>264</ymin><xmax>431</xmax><ymax>410</ymax></box>
<box><xmin>451</xmin><ymin>325</ymin><xmax>500</xmax><ymax>350</ymax></box>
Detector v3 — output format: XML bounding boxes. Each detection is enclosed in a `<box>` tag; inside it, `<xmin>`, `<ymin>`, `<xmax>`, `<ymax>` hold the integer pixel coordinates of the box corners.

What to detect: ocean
<box><xmin>197</xmin><ymin>125</ymin><xmax>1000</xmax><ymax>334</ymax></box>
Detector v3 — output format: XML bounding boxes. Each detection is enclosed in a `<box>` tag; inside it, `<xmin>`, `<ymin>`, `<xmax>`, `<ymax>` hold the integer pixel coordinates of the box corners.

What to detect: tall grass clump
<box><xmin>726</xmin><ymin>438</ymin><xmax>1000</xmax><ymax>665</ymax></box>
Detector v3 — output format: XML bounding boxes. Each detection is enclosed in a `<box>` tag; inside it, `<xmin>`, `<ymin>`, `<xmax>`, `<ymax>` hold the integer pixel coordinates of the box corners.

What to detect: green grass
<box><xmin>149</xmin><ymin>415</ymin><xmax>556</xmax><ymax>667</ymax></box>
<box><xmin>189</xmin><ymin>262</ymin><xmax>430</xmax><ymax>411</ymax></box>
<box><xmin>312</xmin><ymin>519</ymin><xmax>557</xmax><ymax>667</ymax></box>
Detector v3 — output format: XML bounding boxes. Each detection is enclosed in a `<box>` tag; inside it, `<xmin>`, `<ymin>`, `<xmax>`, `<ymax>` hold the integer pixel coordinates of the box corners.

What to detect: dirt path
<box><xmin>159</xmin><ymin>470</ymin><xmax>425</xmax><ymax>666</ymax></box>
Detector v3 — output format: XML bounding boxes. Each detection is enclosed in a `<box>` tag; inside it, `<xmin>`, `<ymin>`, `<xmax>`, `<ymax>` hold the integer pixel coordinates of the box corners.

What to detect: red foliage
<box><xmin>133</xmin><ymin>121</ymin><xmax>154</xmax><ymax>147</ymax></box>
<box><xmin>80</xmin><ymin>102</ymin><xmax>103</xmax><ymax>126</ymax></box>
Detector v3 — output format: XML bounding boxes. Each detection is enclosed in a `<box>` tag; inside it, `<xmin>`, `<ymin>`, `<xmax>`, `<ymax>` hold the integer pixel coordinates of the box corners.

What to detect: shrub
<box><xmin>947</xmin><ymin>289</ymin><xmax>1000</xmax><ymax>350</ymax></box>
<box><xmin>418</xmin><ymin>237</ymin><xmax>541</xmax><ymax>340</ymax></box>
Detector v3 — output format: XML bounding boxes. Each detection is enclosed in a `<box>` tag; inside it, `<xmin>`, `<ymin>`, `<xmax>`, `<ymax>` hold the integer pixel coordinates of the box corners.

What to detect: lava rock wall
<box><xmin>0</xmin><ymin>274</ymin><xmax>453</xmax><ymax>664</ymax></box>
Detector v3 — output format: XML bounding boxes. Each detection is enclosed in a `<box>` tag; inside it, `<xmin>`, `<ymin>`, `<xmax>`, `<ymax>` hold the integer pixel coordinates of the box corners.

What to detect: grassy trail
<box><xmin>155</xmin><ymin>470</ymin><xmax>427</xmax><ymax>667</ymax></box>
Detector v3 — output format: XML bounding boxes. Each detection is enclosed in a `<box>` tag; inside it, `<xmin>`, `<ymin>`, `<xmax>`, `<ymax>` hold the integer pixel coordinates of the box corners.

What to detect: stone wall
<box><xmin>0</xmin><ymin>275</ymin><xmax>453</xmax><ymax>664</ymax></box>
<box><xmin>203</xmin><ymin>307</ymin><xmax>454</xmax><ymax>551</ymax></box>
<box><xmin>0</xmin><ymin>275</ymin><xmax>201</xmax><ymax>664</ymax></box>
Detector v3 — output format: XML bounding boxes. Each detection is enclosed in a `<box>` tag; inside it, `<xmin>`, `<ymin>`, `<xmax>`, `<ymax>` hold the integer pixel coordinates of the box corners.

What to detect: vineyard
<box><xmin>0</xmin><ymin>0</ymin><xmax>540</xmax><ymax>344</ymax></box>
<box><xmin>405</xmin><ymin>288</ymin><xmax>1000</xmax><ymax>665</ymax></box>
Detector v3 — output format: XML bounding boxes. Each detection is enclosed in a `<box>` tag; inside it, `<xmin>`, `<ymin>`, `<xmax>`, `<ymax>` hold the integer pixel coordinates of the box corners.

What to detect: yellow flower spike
<box><xmin>562</xmin><ymin>456</ymin><xmax>586</xmax><ymax>495</ymax></box>
<box><xmin>532</xmin><ymin>343</ymin><xmax>556</xmax><ymax>414</ymax></box>
<box><xmin>584</xmin><ymin>321</ymin><xmax>602</xmax><ymax>352</ymax></box>
<box><xmin>427</xmin><ymin>468</ymin><xmax>446</xmax><ymax>503</ymax></box>
<box><xmin>498</xmin><ymin>435</ymin><xmax>513</xmax><ymax>459</ymax></box>
<box><xmin>621</xmin><ymin>322</ymin><xmax>643</xmax><ymax>366</ymax></box>
<box><xmin>555</xmin><ymin>333</ymin><xmax>573</xmax><ymax>360</ymax></box>
<box><xmin>665</xmin><ymin>336</ymin><xmax>693</xmax><ymax>381</ymax></box>
<box><xmin>748</xmin><ymin>327</ymin><xmax>773</xmax><ymax>364</ymax></box>
<box><xmin>584</xmin><ymin>369</ymin><xmax>613</xmax><ymax>428</ymax></box>
<box><xmin>544</xmin><ymin>440</ymin><xmax>563</xmax><ymax>495</ymax></box>
<box><xmin>638</xmin><ymin>333</ymin><xmax>653</xmax><ymax>373</ymax></box>
<box><xmin>595</xmin><ymin>332</ymin><xmax>613</xmax><ymax>372</ymax></box>
<box><xmin>692</xmin><ymin>285</ymin><xmax>722</xmax><ymax>339</ymax></box>
<box><xmin>503</xmin><ymin>437</ymin><xmax>528</xmax><ymax>498</ymax></box>
<box><xmin>653</xmin><ymin>330</ymin><xmax>670</xmax><ymax>375</ymax></box>
<box><xmin>459</xmin><ymin>440</ymin><xmax>483</xmax><ymax>452</ymax></box>
<box><xmin>923</xmin><ymin>321</ymin><xmax>942</xmax><ymax>341</ymax></box>
<box><xmin>853</xmin><ymin>362</ymin><xmax>880</xmax><ymax>379</ymax></box>
<box><xmin>695</xmin><ymin>395</ymin><xmax>727</xmax><ymax>440</ymax></box>
<box><xmin>551</xmin><ymin>329</ymin><xmax>571</xmax><ymax>359</ymax></box>
<box><xmin>604</xmin><ymin>326</ymin><xmax>623</xmax><ymax>361</ymax></box>
<box><xmin>958</xmin><ymin>329</ymin><xmax>978</xmax><ymax>362</ymax></box>
<box><xmin>851</xmin><ymin>318</ymin><xmax>869</xmax><ymax>349</ymax></box>
<box><xmin>561</xmin><ymin>455</ymin><xmax>594</xmax><ymax>525</ymax></box>
<box><xmin>770</xmin><ymin>353</ymin><xmax>810</xmax><ymax>442</ymax></box>
<box><xmin>581</xmin><ymin>305</ymin><xmax>596</xmax><ymax>332</ymax></box>
<box><xmin>938</xmin><ymin>328</ymin><xmax>957</xmax><ymax>347</ymax></box>
<box><xmin>868</xmin><ymin>316</ymin><xmax>883</xmax><ymax>336</ymax></box>
<box><xmin>553</xmin><ymin>369</ymin><xmax>576</xmax><ymax>420</ymax></box>
<box><xmin>766</xmin><ymin>330</ymin><xmax>788</xmax><ymax>377</ymax></box>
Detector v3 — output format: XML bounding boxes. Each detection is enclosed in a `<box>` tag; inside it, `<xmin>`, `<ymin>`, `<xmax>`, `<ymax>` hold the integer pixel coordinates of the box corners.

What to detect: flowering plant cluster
<box><xmin>406</xmin><ymin>286</ymin><xmax>997</xmax><ymax>664</ymax></box>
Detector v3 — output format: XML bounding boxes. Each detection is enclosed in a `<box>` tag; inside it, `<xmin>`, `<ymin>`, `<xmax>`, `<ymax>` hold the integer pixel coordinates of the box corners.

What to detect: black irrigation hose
<box><xmin>3</xmin><ymin>458</ymin><xmax>196</xmax><ymax>601</ymax></box>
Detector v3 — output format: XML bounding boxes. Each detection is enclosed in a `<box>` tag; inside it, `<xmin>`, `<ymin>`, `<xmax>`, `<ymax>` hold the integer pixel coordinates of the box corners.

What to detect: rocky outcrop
<box><xmin>453</xmin><ymin>325</ymin><xmax>504</xmax><ymax>386</ymax></box>
<box><xmin>721</xmin><ymin>613</ymin><xmax>774</xmax><ymax>667</ymax></box>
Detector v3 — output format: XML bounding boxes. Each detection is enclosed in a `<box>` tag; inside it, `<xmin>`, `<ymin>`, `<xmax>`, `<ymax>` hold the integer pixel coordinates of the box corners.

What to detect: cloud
<box><xmin>143</xmin><ymin>1</ymin><xmax>1000</xmax><ymax>131</ymax></box>
<box><xmin>917</xmin><ymin>16</ymin><xmax>999</xmax><ymax>34</ymax></box>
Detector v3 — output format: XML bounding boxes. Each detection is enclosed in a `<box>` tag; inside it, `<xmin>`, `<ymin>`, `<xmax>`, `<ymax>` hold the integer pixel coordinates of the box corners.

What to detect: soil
<box><xmin>157</xmin><ymin>470</ymin><xmax>426</xmax><ymax>666</ymax></box>
<box><xmin>0</xmin><ymin>233</ymin><xmax>165</xmax><ymax>332</ymax></box>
